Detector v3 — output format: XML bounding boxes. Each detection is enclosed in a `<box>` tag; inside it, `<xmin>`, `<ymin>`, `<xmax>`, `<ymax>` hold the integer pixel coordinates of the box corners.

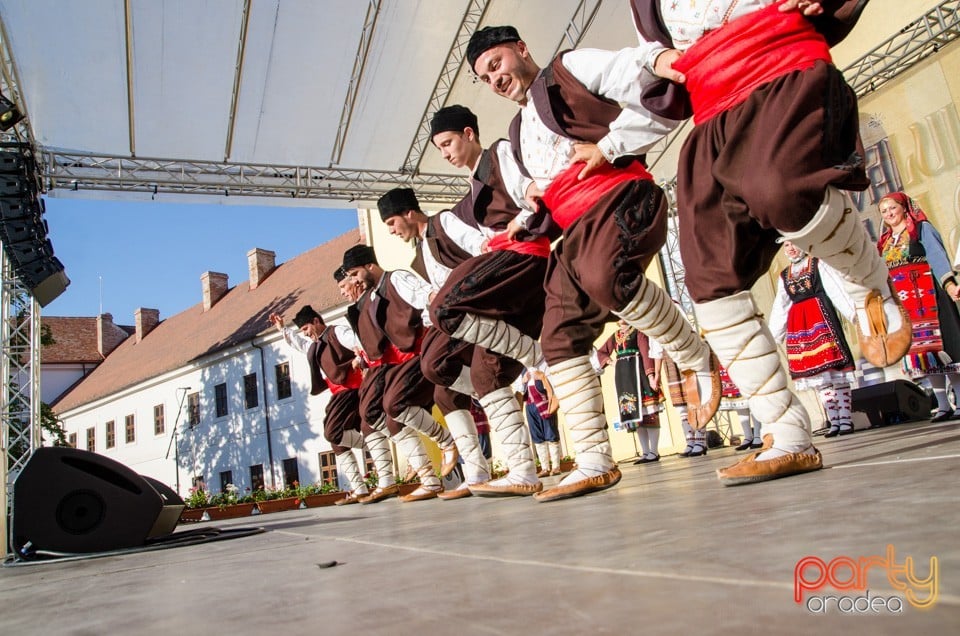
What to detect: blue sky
<box><xmin>41</xmin><ymin>197</ymin><xmax>358</xmax><ymax>324</ymax></box>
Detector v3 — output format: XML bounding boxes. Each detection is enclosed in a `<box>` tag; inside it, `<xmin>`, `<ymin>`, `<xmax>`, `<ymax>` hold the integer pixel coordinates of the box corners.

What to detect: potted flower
<box><xmin>204</xmin><ymin>484</ymin><xmax>256</xmax><ymax>520</ymax></box>
<box><xmin>558</xmin><ymin>455</ymin><xmax>576</xmax><ymax>473</ymax></box>
<box><xmin>253</xmin><ymin>483</ymin><xmax>300</xmax><ymax>514</ymax></box>
<box><xmin>396</xmin><ymin>467</ymin><xmax>422</xmax><ymax>497</ymax></box>
<box><xmin>179</xmin><ymin>486</ymin><xmax>209</xmax><ymax>522</ymax></box>
<box><xmin>300</xmin><ymin>480</ymin><xmax>344</xmax><ymax>508</ymax></box>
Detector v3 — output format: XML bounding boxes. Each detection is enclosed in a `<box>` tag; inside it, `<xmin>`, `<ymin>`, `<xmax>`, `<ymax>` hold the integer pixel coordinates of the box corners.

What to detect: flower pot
<box><xmin>179</xmin><ymin>508</ymin><xmax>205</xmax><ymax>523</ymax></box>
<box><xmin>558</xmin><ymin>460</ymin><xmax>575</xmax><ymax>473</ymax></box>
<box><xmin>255</xmin><ymin>497</ymin><xmax>301</xmax><ymax>514</ymax></box>
<box><xmin>397</xmin><ymin>483</ymin><xmax>420</xmax><ymax>497</ymax></box>
<box><xmin>302</xmin><ymin>492</ymin><xmax>343</xmax><ymax>508</ymax></box>
<box><xmin>203</xmin><ymin>502</ymin><xmax>257</xmax><ymax>520</ymax></box>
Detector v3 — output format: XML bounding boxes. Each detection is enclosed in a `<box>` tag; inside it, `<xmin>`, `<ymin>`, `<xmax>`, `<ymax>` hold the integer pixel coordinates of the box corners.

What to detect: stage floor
<box><xmin>2</xmin><ymin>418</ymin><xmax>958</xmax><ymax>635</ymax></box>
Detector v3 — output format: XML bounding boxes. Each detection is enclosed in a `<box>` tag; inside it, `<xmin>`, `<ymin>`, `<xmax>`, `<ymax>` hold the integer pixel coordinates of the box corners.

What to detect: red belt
<box><xmin>541</xmin><ymin>160</ymin><xmax>653</xmax><ymax>230</ymax></box>
<box><xmin>487</xmin><ymin>233</ymin><xmax>551</xmax><ymax>257</ymax></box>
<box><xmin>672</xmin><ymin>2</ymin><xmax>831</xmax><ymax>124</ymax></box>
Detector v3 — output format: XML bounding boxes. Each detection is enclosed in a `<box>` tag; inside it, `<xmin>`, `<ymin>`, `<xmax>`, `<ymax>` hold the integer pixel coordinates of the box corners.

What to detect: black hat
<box><xmin>466</xmin><ymin>25</ymin><xmax>521</xmax><ymax>71</ymax></box>
<box><xmin>430</xmin><ymin>105</ymin><xmax>479</xmax><ymax>139</ymax></box>
<box><xmin>333</xmin><ymin>267</ymin><xmax>347</xmax><ymax>282</ymax></box>
<box><xmin>341</xmin><ymin>244</ymin><xmax>377</xmax><ymax>271</ymax></box>
<box><xmin>293</xmin><ymin>305</ymin><xmax>322</xmax><ymax>328</ymax></box>
<box><xmin>377</xmin><ymin>187</ymin><xmax>420</xmax><ymax>222</ymax></box>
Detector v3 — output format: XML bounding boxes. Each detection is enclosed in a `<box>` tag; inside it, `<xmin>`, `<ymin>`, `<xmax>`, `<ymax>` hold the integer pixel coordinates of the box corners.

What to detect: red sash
<box><xmin>672</xmin><ymin>2</ymin><xmax>831</xmax><ymax>124</ymax></box>
<box><xmin>541</xmin><ymin>160</ymin><xmax>653</xmax><ymax>230</ymax></box>
<box><xmin>487</xmin><ymin>233</ymin><xmax>551</xmax><ymax>258</ymax></box>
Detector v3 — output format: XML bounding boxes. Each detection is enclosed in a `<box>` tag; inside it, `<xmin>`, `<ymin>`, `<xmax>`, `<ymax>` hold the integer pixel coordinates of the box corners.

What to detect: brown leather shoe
<box><xmin>334</xmin><ymin>492</ymin><xmax>364</xmax><ymax>506</ymax></box>
<box><xmin>716</xmin><ymin>445</ymin><xmax>823</xmax><ymax>486</ymax></box>
<box><xmin>358</xmin><ymin>484</ymin><xmax>400</xmax><ymax>504</ymax></box>
<box><xmin>469</xmin><ymin>480</ymin><xmax>544</xmax><ymax>497</ymax></box>
<box><xmin>857</xmin><ymin>290</ymin><xmax>911</xmax><ymax>367</ymax></box>
<box><xmin>536</xmin><ymin>468</ymin><xmax>551</xmax><ymax>478</ymax></box>
<box><xmin>532</xmin><ymin>467</ymin><xmax>622</xmax><ymax>502</ymax></box>
<box><xmin>683</xmin><ymin>352</ymin><xmax>722</xmax><ymax>428</ymax></box>
<box><xmin>437</xmin><ymin>486</ymin><xmax>474</xmax><ymax>500</ymax></box>
<box><xmin>440</xmin><ymin>445</ymin><xmax>460</xmax><ymax>478</ymax></box>
<box><xmin>398</xmin><ymin>486</ymin><xmax>441</xmax><ymax>503</ymax></box>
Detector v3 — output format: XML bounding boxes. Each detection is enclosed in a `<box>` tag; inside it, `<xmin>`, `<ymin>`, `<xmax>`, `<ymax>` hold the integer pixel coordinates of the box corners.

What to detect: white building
<box><xmin>53</xmin><ymin>231</ymin><xmax>364</xmax><ymax>498</ymax></box>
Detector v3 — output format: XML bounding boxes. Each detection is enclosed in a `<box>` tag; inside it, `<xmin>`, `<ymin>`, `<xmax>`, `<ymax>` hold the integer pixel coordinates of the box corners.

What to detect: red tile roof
<box><xmin>52</xmin><ymin>230</ymin><xmax>362</xmax><ymax>412</ymax></box>
<box><xmin>42</xmin><ymin>317</ymin><xmax>107</xmax><ymax>364</ymax></box>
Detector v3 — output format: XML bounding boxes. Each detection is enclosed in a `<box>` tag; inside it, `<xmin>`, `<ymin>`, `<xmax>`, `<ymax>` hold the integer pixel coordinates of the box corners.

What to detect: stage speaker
<box><xmin>851</xmin><ymin>379</ymin><xmax>932</xmax><ymax>427</ymax></box>
<box><xmin>12</xmin><ymin>447</ymin><xmax>185</xmax><ymax>554</ymax></box>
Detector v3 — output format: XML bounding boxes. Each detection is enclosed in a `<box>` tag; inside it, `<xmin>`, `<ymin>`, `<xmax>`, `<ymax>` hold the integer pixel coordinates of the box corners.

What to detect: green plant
<box><xmin>490</xmin><ymin>459</ymin><xmax>508</xmax><ymax>479</ymax></box>
<box><xmin>363</xmin><ymin>470</ymin><xmax>378</xmax><ymax>489</ymax></box>
<box><xmin>184</xmin><ymin>486</ymin><xmax>209</xmax><ymax>509</ymax></box>
<box><xmin>208</xmin><ymin>483</ymin><xmax>243</xmax><ymax>508</ymax></box>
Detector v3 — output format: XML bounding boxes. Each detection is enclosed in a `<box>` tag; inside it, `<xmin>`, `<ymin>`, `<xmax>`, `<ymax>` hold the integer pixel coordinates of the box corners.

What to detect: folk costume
<box><xmin>467</xmin><ymin>26</ymin><xmax>719</xmax><ymax>502</ymax></box>
<box><xmin>877</xmin><ymin>192</ymin><xmax>960</xmax><ymax>420</ymax></box>
<box><xmin>597</xmin><ymin>325</ymin><xmax>664</xmax><ymax>463</ymax></box>
<box><xmin>768</xmin><ymin>252</ymin><xmax>858</xmax><ymax>436</ymax></box>
<box><xmin>377</xmin><ymin>188</ymin><xmax>493</xmax><ymax>500</ymax></box>
<box><xmin>421</xmin><ymin>107</ymin><xmax>553</xmax><ymax>497</ymax></box>
<box><xmin>519</xmin><ymin>368</ymin><xmax>563</xmax><ymax>476</ymax></box>
<box><xmin>631</xmin><ymin>0</ymin><xmax>903</xmax><ymax>485</ymax></box>
<box><xmin>343</xmin><ymin>245</ymin><xmax>458</xmax><ymax>503</ymax></box>
<box><xmin>280</xmin><ymin>304</ymin><xmax>370</xmax><ymax>505</ymax></box>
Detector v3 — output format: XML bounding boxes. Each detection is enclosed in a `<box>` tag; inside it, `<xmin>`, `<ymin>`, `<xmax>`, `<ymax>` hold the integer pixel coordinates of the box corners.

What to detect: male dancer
<box><xmin>630</xmin><ymin>0</ymin><xmax>908</xmax><ymax>484</ymax></box>
<box><xmin>269</xmin><ymin>300</ymin><xmax>370</xmax><ymax>505</ymax></box>
<box><xmin>342</xmin><ymin>244</ymin><xmax>458</xmax><ymax>502</ymax></box>
<box><xmin>376</xmin><ymin>186</ymin><xmax>492</xmax><ymax>499</ymax></box>
<box><xmin>467</xmin><ymin>26</ymin><xmax>720</xmax><ymax>501</ymax></box>
<box><xmin>422</xmin><ymin>105</ymin><xmax>555</xmax><ymax>496</ymax></box>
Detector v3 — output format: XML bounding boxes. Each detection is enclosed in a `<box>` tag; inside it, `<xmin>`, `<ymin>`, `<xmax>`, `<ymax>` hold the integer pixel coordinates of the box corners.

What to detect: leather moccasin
<box><xmin>437</xmin><ymin>486</ymin><xmax>474</xmax><ymax>500</ymax></box>
<box><xmin>469</xmin><ymin>480</ymin><xmax>543</xmax><ymax>497</ymax></box>
<box><xmin>532</xmin><ymin>467</ymin><xmax>622</xmax><ymax>503</ymax></box>
<box><xmin>398</xmin><ymin>487</ymin><xmax>441</xmax><ymax>503</ymax></box>
<box><xmin>716</xmin><ymin>446</ymin><xmax>822</xmax><ymax>486</ymax></box>
<box><xmin>683</xmin><ymin>352</ymin><xmax>722</xmax><ymax>428</ymax></box>
<box><xmin>358</xmin><ymin>483</ymin><xmax>400</xmax><ymax>504</ymax></box>
<box><xmin>857</xmin><ymin>290</ymin><xmax>911</xmax><ymax>368</ymax></box>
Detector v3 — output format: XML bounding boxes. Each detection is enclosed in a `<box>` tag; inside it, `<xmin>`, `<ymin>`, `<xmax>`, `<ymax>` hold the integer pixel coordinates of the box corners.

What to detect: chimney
<box><xmin>97</xmin><ymin>313</ymin><xmax>128</xmax><ymax>357</ymax></box>
<box><xmin>201</xmin><ymin>271</ymin><xmax>229</xmax><ymax>311</ymax></box>
<box><xmin>134</xmin><ymin>308</ymin><xmax>160</xmax><ymax>343</ymax></box>
<box><xmin>247</xmin><ymin>248</ymin><xmax>276</xmax><ymax>290</ymax></box>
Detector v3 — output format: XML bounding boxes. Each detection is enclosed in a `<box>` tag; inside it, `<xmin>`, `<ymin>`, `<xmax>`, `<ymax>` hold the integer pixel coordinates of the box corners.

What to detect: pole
<box><xmin>164</xmin><ymin>386</ymin><xmax>192</xmax><ymax>495</ymax></box>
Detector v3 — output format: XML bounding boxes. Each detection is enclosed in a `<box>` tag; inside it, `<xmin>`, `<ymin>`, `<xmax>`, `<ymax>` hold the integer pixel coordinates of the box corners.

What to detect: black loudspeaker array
<box><xmin>0</xmin><ymin>142</ymin><xmax>69</xmax><ymax>306</ymax></box>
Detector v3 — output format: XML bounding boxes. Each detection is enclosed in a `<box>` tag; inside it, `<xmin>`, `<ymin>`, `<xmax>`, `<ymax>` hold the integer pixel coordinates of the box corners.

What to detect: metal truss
<box><xmin>331</xmin><ymin>0</ymin><xmax>382</xmax><ymax>166</ymax></box>
<box><xmin>401</xmin><ymin>0</ymin><xmax>490</xmax><ymax>175</ymax></box>
<box><xmin>40</xmin><ymin>150</ymin><xmax>470</xmax><ymax>205</ymax></box>
<box><xmin>845</xmin><ymin>0</ymin><xmax>960</xmax><ymax>98</ymax></box>
<box><xmin>550</xmin><ymin>0</ymin><xmax>604</xmax><ymax>56</ymax></box>
<box><xmin>1</xmin><ymin>246</ymin><xmax>40</xmax><ymax>557</ymax></box>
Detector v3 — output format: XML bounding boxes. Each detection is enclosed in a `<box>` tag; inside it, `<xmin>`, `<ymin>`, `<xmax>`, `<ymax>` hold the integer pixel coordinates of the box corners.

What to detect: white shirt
<box><xmin>638</xmin><ymin>0</ymin><xmax>774</xmax><ymax>67</ymax></box>
<box><xmin>768</xmin><ymin>257</ymin><xmax>856</xmax><ymax>343</ymax></box>
<box><xmin>517</xmin><ymin>47</ymin><xmax>677</xmax><ymax>191</ymax></box>
<box><xmin>419</xmin><ymin>212</ymin><xmax>486</xmax><ymax>291</ymax></box>
<box><xmin>376</xmin><ymin>270</ymin><xmax>434</xmax><ymax>326</ymax></box>
<box><xmin>280</xmin><ymin>323</ymin><xmax>359</xmax><ymax>355</ymax></box>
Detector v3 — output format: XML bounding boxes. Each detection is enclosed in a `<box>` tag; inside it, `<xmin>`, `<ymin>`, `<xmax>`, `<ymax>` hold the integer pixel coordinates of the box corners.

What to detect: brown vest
<box><xmin>410</xmin><ymin>214</ymin><xmax>474</xmax><ymax>283</ymax></box>
<box><xmin>354</xmin><ymin>272</ymin><xmax>424</xmax><ymax>360</ymax></box>
<box><xmin>319</xmin><ymin>326</ymin><xmax>360</xmax><ymax>388</ymax></box>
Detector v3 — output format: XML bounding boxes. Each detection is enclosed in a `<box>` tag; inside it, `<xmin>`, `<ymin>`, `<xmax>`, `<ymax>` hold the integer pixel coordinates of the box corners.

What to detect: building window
<box><xmin>192</xmin><ymin>475</ymin><xmax>205</xmax><ymax>490</ymax></box>
<box><xmin>250</xmin><ymin>464</ymin><xmax>264</xmax><ymax>492</ymax></box>
<box><xmin>68</xmin><ymin>432</ymin><xmax>77</xmax><ymax>448</ymax></box>
<box><xmin>214</xmin><ymin>383</ymin><xmax>228</xmax><ymax>418</ymax></box>
<box><xmin>275</xmin><ymin>363</ymin><xmax>291</xmax><ymax>400</ymax></box>
<box><xmin>86</xmin><ymin>427</ymin><xmax>95</xmax><ymax>451</ymax></box>
<box><xmin>125</xmin><ymin>414</ymin><xmax>135</xmax><ymax>443</ymax></box>
<box><xmin>105</xmin><ymin>420</ymin><xmax>115</xmax><ymax>449</ymax></box>
<box><xmin>281</xmin><ymin>457</ymin><xmax>300</xmax><ymax>489</ymax></box>
<box><xmin>154</xmin><ymin>404</ymin><xmax>165</xmax><ymax>435</ymax></box>
<box><xmin>243</xmin><ymin>373</ymin><xmax>259</xmax><ymax>409</ymax></box>
<box><xmin>219</xmin><ymin>470</ymin><xmax>233</xmax><ymax>493</ymax></box>
<box><xmin>319</xmin><ymin>451</ymin><xmax>338</xmax><ymax>487</ymax></box>
<box><xmin>187</xmin><ymin>392</ymin><xmax>200</xmax><ymax>427</ymax></box>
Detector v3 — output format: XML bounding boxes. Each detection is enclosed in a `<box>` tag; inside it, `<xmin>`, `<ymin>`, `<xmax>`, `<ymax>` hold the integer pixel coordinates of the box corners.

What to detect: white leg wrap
<box><xmin>614</xmin><ymin>277</ymin><xmax>710</xmax><ymax>371</ymax></box>
<box><xmin>451</xmin><ymin>313</ymin><xmax>541</xmax><ymax>369</ymax></box>
<box><xmin>444</xmin><ymin>409</ymin><xmax>490</xmax><ymax>484</ymax></box>
<box><xmin>392</xmin><ymin>427</ymin><xmax>441</xmax><ymax>490</ymax></box>
<box><xmin>448</xmin><ymin>366</ymin><xmax>476</xmax><ymax>397</ymax></box>
<box><xmin>339</xmin><ymin>428</ymin><xmax>364</xmax><ymax>449</ymax></box>
<box><xmin>547</xmin><ymin>441</ymin><xmax>562</xmax><ymax>470</ymax></box>
<box><xmin>478</xmin><ymin>386</ymin><xmax>537</xmax><ymax>480</ymax></box>
<box><xmin>695</xmin><ymin>292</ymin><xmax>812</xmax><ymax>452</ymax></box>
<box><xmin>363</xmin><ymin>429</ymin><xmax>395</xmax><ymax>489</ymax></box>
<box><xmin>395</xmin><ymin>406</ymin><xmax>455</xmax><ymax>451</ymax></box>
<box><xmin>336</xmin><ymin>450</ymin><xmax>367</xmax><ymax>494</ymax></box>
<box><xmin>781</xmin><ymin>186</ymin><xmax>891</xmax><ymax>304</ymax></box>
<box><xmin>548</xmin><ymin>355</ymin><xmax>614</xmax><ymax>472</ymax></box>
<box><xmin>534</xmin><ymin>443</ymin><xmax>550</xmax><ymax>471</ymax></box>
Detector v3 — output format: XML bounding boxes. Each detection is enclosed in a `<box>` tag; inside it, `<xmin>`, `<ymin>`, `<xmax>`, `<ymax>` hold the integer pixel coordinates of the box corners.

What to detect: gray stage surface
<box><xmin>2</xmin><ymin>419</ymin><xmax>958</xmax><ymax>635</ymax></box>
